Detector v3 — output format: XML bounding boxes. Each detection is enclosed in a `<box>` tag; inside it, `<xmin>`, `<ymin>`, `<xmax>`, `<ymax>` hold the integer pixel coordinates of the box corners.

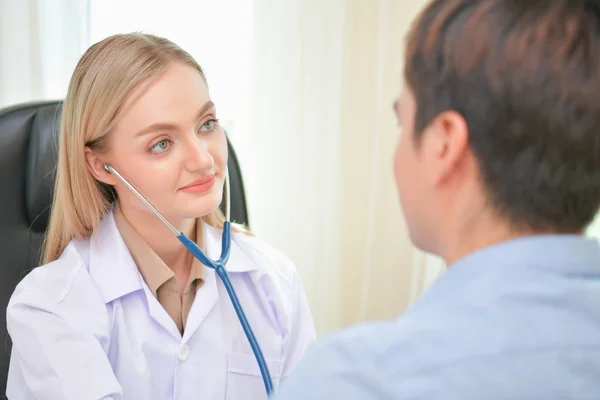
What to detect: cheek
<box><xmin>394</xmin><ymin>133</ymin><xmax>423</xmax><ymax>215</ymax></box>
<box><xmin>115</xmin><ymin>147</ymin><xmax>175</xmax><ymax>190</ymax></box>
<box><xmin>394</xmin><ymin>134</ymin><xmax>410</xmax><ymax>190</ymax></box>
<box><xmin>212</xmin><ymin>133</ymin><xmax>229</xmax><ymax>171</ymax></box>
<box><xmin>130</xmin><ymin>163</ymin><xmax>175</xmax><ymax>200</ymax></box>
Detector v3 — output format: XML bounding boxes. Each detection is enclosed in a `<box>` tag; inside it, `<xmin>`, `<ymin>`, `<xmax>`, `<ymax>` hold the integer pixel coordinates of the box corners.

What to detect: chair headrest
<box><xmin>25</xmin><ymin>102</ymin><xmax>63</xmax><ymax>233</ymax></box>
<box><xmin>0</xmin><ymin>101</ymin><xmax>63</xmax><ymax>233</ymax></box>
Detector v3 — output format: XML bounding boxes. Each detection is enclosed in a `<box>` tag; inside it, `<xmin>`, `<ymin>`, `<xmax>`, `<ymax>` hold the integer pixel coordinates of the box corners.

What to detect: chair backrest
<box><xmin>0</xmin><ymin>100</ymin><xmax>249</xmax><ymax>397</ymax></box>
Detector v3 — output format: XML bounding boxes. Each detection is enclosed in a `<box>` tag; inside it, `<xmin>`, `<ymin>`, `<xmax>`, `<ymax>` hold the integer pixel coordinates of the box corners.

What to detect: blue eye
<box><xmin>199</xmin><ymin>118</ymin><xmax>219</xmax><ymax>133</ymax></box>
<box><xmin>150</xmin><ymin>139</ymin><xmax>171</xmax><ymax>153</ymax></box>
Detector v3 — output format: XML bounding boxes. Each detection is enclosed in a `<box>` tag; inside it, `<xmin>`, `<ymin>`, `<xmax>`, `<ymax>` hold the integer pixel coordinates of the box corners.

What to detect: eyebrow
<box><xmin>134</xmin><ymin>100</ymin><xmax>215</xmax><ymax>138</ymax></box>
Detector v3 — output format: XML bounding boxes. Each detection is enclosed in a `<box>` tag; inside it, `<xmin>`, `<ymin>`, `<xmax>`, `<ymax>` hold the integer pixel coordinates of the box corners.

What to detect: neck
<box><xmin>117</xmin><ymin>201</ymin><xmax>197</xmax><ymax>273</ymax></box>
<box><xmin>437</xmin><ymin>196</ymin><xmax>544</xmax><ymax>265</ymax></box>
<box><xmin>443</xmin><ymin>217</ymin><xmax>529</xmax><ymax>266</ymax></box>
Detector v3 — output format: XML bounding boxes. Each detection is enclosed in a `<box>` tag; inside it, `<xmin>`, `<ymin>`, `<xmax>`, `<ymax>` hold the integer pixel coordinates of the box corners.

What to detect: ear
<box><xmin>84</xmin><ymin>146</ymin><xmax>116</xmax><ymax>185</ymax></box>
<box><xmin>421</xmin><ymin>110</ymin><xmax>469</xmax><ymax>185</ymax></box>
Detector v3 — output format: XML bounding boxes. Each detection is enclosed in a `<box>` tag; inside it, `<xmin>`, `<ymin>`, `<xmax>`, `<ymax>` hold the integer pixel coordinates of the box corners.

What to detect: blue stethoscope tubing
<box><xmin>104</xmin><ymin>164</ymin><xmax>274</xmax><ymax>396</ymax></box>
<box><xmin>177</xmin><ymin>225</ymin><xmax>274</xmax><ymax>395</ymax></box>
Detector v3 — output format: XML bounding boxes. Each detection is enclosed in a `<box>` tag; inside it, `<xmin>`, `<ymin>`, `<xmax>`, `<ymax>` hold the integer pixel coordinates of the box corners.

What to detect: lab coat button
<box><xmin>178</xmin><ymin>345</ymin><xmax>189</xmax><ymax>362</ymax></box>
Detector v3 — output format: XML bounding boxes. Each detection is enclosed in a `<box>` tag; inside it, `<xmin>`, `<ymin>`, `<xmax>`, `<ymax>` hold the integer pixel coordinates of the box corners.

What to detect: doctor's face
<box><xmin>101</xmin><ymin>62</ymin><xmax>227</xmax><ymax>222</ymax></box>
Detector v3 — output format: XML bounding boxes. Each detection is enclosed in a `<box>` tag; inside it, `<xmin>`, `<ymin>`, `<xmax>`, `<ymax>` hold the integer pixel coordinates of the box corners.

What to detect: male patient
<box><xmin>273</xmin><ymin>0</ymin><xmax>600</xmax><ymax>398</ymax></box>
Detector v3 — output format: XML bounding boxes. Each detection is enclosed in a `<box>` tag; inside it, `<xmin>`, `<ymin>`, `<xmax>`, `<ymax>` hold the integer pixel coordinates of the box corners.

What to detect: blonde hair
<box><xmin>43</xmin><ymin>33</ymin><xmax>247</xmax><ymax>265</ymax></box>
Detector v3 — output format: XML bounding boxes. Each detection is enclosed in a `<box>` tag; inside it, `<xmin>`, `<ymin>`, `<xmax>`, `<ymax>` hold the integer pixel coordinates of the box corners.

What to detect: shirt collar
<box><xmin>112</xmin><ymin>203</ymin><xmax>206</xmax><ymax>295</ymax></box>
<box><xmin>423</xmin><ymin>234</ymin><xmax>600</xmax><ymax>300</ymax></box>
<box><xmin>88</xmin><ymin>205</ymin><xmax>258</xmax><ymax>304</ymax></box>
<box><xmin>452</xmin><ymin>234</ymin><xmax>600</xmax><ymax>271</ymax></box>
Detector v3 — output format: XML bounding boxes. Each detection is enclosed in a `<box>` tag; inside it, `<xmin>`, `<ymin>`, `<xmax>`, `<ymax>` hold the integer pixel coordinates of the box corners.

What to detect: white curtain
<box><xmin>87</xmin><ymin>0</ymin><xmax>253</xmax><ymax>146</ymax></box>
<box><xmin>0</xmin><ymin>0</ymin><xmax>89</xmax><ymax>108</ymax></box>
<box><xmin>246</xmin><ymin>0</ymin><xmax>346</xmax><ymax>335</ymax></box>
<box><xmin>249</xmin><ymin>0</ymin><xmax>443</xmax><ymax>336</ymax></box>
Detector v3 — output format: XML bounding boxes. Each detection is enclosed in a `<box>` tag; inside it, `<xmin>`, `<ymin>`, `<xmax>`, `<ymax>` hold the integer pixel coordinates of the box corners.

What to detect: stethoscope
<box><xmin>103</xmin><ymin>164</ymin><xmax>274</xmax><ymax>396</ymax></box>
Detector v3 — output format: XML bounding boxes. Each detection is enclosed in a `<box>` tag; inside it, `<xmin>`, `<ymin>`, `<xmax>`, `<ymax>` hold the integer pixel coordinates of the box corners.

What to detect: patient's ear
<box><xmin>422</xmin><ymin>109</ymin><xmax>470</xmax><ymax>186</ymax></box>
<box><xmin>84</xmin><ymin>146</ymin><xmax>116</xmax><ymax>185</ymax></box>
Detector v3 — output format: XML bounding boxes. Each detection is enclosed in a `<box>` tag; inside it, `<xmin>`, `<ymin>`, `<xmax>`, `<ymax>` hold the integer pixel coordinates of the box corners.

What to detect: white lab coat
<box><xmin>5</xmin><ymin>209</ymin><xmax>316</xmax><ymax>400</ymax></box>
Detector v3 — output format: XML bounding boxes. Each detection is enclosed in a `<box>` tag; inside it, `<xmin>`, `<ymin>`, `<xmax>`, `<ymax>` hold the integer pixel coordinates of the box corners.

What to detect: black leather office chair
<box><xmin>0</xmin><ymin>100</ymin><xmax>249</xmax><ymax>398</ymax></box>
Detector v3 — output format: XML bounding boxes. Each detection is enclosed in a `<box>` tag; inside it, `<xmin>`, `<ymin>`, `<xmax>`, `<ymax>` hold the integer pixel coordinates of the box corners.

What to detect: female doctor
<box><xmin>5</xmin><ymin>33</ymin><xmax>316</xmax><ymax>400</ymax></box>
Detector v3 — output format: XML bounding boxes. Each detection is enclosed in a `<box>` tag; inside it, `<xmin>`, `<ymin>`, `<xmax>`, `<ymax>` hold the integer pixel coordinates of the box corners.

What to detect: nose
<box><xmin>182</xmin><ymin>134</ymin><xmax>214</xmax><ymax>172</ymax></box>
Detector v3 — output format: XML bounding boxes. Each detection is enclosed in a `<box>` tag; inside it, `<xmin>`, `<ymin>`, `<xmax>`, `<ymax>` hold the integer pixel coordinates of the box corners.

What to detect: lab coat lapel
<box><xmin>143</xmin><ymin>284</ymin><xmax>183</xmax><ymax>340</ymax></box>
<box><xmin>89</xmin><ymin>209</ymin><xmax>182</xmax><ymax>340</ymax></box>
<box><xmin>181</xmin><ymin>223</ymin><xmax>221</xmax><ymax>342</ymax></box>
<box><xmin>88</xmin><ymin>209</ymin><xmax>144</xmax><ymax>303</ymax></box>
<box><xmin>182</xmin><ymin>267</ymin><xmax>218</xmax><ymax>343</ymax></box>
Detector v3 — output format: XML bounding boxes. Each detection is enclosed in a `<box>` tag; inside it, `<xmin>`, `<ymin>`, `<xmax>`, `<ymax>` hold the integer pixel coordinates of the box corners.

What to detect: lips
<box><xmin>180</xmin><ymin>174</ymin><xmax>216</xmax><ymax>193</ymax></box>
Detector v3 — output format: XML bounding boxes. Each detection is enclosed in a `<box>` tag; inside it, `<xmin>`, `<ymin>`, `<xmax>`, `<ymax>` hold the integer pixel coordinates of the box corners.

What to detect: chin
<box><xmin>174</xmin><ymin>192</ymin><xmax>224</xmax><ymax>220</ymax></box>
<box><xmin>406</xmin><ymin>220</ymin><xmax>432</xmax><ymax>251</ymax></box>
<box><xmin>408</xmin><ymin>229</ymin><xmax>425</xmax><ymax>250</ymax></box>
<box><xmin>409</xmin><ymin>228</ymin><xmax>440</xmax><ymax>257</ymax></box>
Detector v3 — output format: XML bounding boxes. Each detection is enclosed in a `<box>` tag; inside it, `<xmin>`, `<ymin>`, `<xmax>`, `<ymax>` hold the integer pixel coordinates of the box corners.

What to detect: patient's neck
<box><xmin>444</xmin><ymin>220</ymin><xmax>527</xmax><ymax>266</ymax></box>
<box><xmin>438</xmin><ymin>195</ymin><xmax>543</xmax><ymax>266</ymax></box>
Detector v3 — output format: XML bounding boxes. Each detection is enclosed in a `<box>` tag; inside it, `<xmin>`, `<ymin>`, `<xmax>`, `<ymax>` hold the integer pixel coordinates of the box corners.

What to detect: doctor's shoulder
<box><xmin>6</xmin><ymin>238</ymin><xmax>111</xmax><ymax>341</ymax></box>
<box><xmin>226</xmin><ymin>227</ymin><xmax>317</xmax><ymax>372</ymax></box>
<box><xmin>225</xmin><ymin>226</ymin><xmax>310</xmax><ymax>324</ymax></box>
<box><xmin>230</xmin><ymin>228</ymin><xmax>298</xmax><ymax>287</ymax></box>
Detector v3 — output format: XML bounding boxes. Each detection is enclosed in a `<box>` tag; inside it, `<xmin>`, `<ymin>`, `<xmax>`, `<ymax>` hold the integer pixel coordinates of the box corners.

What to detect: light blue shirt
<box><xmin>272</xmin><ymin>235</ymin><xmax>600</xmax><ymax>399</ymax></box>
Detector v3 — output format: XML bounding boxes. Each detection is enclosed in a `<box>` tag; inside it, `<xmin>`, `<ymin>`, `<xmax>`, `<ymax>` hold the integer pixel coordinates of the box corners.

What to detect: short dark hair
<box><xmin>405</xmin><ymin>0</ymin><xmax>600</xmax><ymax>233</ymax></box>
